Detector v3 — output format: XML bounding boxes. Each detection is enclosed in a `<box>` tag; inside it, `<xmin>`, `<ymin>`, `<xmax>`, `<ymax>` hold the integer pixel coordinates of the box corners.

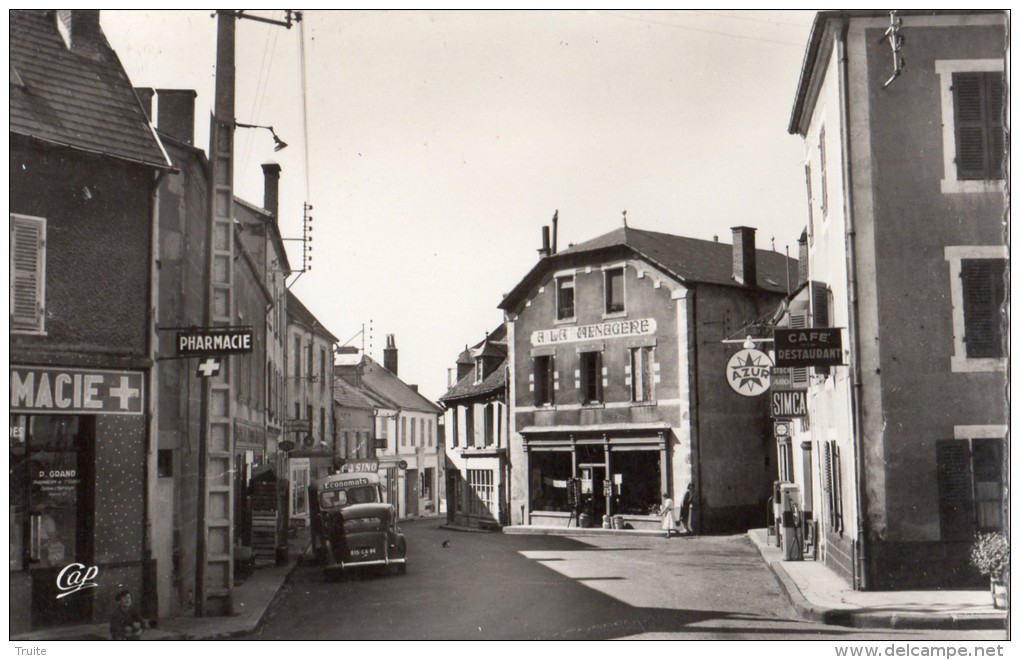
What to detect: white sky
<box><xmin>103</xmin><ymin>9</ymin><xmax>819</xmax><ymax>402</ymax></box>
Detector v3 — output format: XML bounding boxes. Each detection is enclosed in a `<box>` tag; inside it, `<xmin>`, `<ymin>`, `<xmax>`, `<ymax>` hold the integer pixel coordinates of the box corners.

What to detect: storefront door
<box><xmin>10</xmin><ymin>415</ymin><xmax>95</xmax><ymax>627</ymax></box>
<box><xmin>580</xmin><ymin>464</ymin><xmax>607</xmax><ymax>526</ymax></box>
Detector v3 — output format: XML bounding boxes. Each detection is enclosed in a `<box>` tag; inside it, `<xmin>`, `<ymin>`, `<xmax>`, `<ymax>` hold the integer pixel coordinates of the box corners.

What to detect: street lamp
<box><xmin>235</xmin><ymin>121</ymin><xmax>288</xmax><ymax>151</ymax></box>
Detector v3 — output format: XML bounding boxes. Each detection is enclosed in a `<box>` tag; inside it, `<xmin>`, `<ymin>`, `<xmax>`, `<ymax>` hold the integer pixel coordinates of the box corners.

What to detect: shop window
<box><xmin>10</xmin><ymin>415</ymin><xmax>95</xmax><ymax>572</ymax></box>
<box><xmin>610</xmin><ymin>450</ymin><xmax>662</xmax><ymax>515</ymax></box>
<box><xmin>529</xmin><ymin>452</ymin><xmax>572</xmax><ymax>512</ymax></box>
<box><xmin>579</xmin><ymin>351</ymin><xmax>603</xmax><ymax>404</ymax></box>
<box><xmin>556</xmin><ymin>275</ymin><xmax>575</xmax><ymax>320</ymax></box>
<box><xmin>630</xmin><ymin>346</ymin><xmax>655</xmax><ymax>402</ymax></box>
<box><xmin>10</xmin><ymin>214</ymin><xmax>46</xmax><ymax>334</ymax></box>
<box><xmin>421</xmin><ymin>468</ymin><xmax>434</xmax><ymax>502</ymax></box>
<box><xmin>467</xmin><ymin>469</ymin><xmax>494</xmax><ymax>517</ymax></box>
<box><xmin>533</xmin><ymin>355</ymin><xmax>555</xmax><ymax>407</ymax></box>
<box><xmin>604</xmin><ymin>267</ymin><xmax>625</xmax><ymax>315</ymax></box>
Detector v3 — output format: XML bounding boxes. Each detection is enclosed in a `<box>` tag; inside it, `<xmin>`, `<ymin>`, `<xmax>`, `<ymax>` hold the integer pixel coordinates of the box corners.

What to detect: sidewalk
<box><xmin>747</xmin><ymin>529</ymin><xmax>1008</xmax><ymax>630</ymax></box>
<box><xmin>12</xmin><ymin>529</ymin><xmax>312</xmax><ymax>642</ymax></box>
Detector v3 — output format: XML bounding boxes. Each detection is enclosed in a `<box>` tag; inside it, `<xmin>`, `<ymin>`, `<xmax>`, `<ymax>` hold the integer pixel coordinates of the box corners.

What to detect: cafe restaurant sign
<box><xmin>774</xmin><ymin>328</ymin><xmax>844</xmax><ymax>368</ymax></box>
<box><xmin>10</xmin><ymin>367</ymin><xmax>144</xmax><ymax>415</ymax></box>
<box><xmin>532</xmin><ymin>318</ymin><xmax>656</xmax><ymax>346</ymax></box>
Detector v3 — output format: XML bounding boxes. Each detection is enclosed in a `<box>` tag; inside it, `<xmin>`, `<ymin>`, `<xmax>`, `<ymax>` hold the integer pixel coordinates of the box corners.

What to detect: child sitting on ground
<box><xmin>110</xmin><ymin>589</ymin><xmax>147</xmax><ymax>640</ymax></box>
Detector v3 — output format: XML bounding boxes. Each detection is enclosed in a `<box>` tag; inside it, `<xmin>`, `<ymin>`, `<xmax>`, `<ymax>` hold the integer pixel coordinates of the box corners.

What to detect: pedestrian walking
<box><xmin>680</xmin><ymin>483</ymin><xmax>694</xmax><ymax>534</ymax></box>
<box><xmin>660</xmin><ymin>492</ymin><xmax>677</xmax><ymax>538</ymax></box>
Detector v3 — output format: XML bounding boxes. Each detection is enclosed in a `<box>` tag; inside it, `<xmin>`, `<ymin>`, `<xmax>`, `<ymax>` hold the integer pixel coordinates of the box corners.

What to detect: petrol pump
<box><xmin>779</xmin><ymin>483</ymin><xmax>803</xmax><ymax>561</ymax></box>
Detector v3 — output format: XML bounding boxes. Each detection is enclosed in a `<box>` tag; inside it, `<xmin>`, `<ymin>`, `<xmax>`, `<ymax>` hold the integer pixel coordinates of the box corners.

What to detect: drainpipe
<box><xmin>837</xmin><ymin>20</ymin><xmax>869</xmax><ymax>591</ymax></box>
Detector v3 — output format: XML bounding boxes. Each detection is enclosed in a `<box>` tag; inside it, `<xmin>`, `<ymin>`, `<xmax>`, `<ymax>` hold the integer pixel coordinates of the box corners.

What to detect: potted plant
<box><xmin>969</xmin><ymin>532</ymin><xmax>1009</xmax><ymax>609</ymax></box>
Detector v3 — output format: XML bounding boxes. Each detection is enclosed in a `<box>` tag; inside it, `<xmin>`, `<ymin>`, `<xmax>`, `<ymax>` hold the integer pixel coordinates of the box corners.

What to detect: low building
<box><xmin>440</xmin><ymin>325</ymin><xmax>510</xmax><ymax>528</ymax></box>
<box><xmin>500</xmin><ymin>223</ymin><xmax>797</xmax><ymax>532</ymax></box>
<box><xmin>335</xmin><ymin>337</ymin><xmax>444</xmax><ymax>519</ymax></box>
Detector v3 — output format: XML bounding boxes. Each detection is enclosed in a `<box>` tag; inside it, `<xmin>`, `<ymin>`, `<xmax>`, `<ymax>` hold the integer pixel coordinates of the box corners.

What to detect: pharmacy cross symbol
<box><xmin>196</xmin><ymin>358</ymin><xmax>222</xmax><ymax>378</ymax></box>
<box><xmin>109</xmin><ymin>376</ymin><xmax>141</xmax><ymax>410</ymax></box>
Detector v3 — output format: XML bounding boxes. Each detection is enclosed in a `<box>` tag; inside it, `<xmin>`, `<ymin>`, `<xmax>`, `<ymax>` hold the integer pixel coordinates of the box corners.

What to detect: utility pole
<box><xmin>197</xmin><ymin>9</ymin><xmax>300</xmax><ymax>617</ymax></box>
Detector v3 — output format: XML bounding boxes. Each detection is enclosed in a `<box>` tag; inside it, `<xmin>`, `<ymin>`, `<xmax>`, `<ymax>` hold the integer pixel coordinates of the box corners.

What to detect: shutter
<box><xmin>961</xmin><ymin>259</ymin><xmax>1005</xmax><ymax>358</ymax></box>
<box><xmin>822</xmin><ymin>442</ymin><xmax>833</xmax><ymax>529</ymax></box>
<box><xmin>790</xmin><ymin>313</ymin><xmax>809</xmax><ymax>385</ymax></box>
<box><xmin>986</xmin><ymin>74</ymin><xmax>1005</xmax><ymax>179</ymax></box>
<box><xmin>936</xmin><ymin>439</ymin><xmax>975</xmax><ymax>541</ymax></box>
<box><xmin>952</xmin><ymin>72</ymin><xmax>995</xmax><ymax>180</ymax></box>
<box><xmin>11</xmin><ymin>215</ymin><xmax>45</xmax><ymax>332</ymax></box>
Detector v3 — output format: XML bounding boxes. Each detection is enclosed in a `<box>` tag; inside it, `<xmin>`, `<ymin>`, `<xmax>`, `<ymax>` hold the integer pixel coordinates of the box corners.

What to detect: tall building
<box><xmin>440</xmin><ymin>325</ymin><xmax>510</xmax><ymax>528</ymax></box>
<box><xmin>10</xmin><ymin>10</ymin><xmax>171</xmax><ymax>633</ymax></box>
<box><xmin>500</xmin><ymin>224</ymin><xmax>797</xmax><ymax>531</ymax></box>
<box><xmin>285</xmin><ymin>292</ymin><xmax>339</xmax><ymax>527</ymax></box>
<box><xmin>783</xmin><ymin>10</ymin><xmax>1007</xmax><ymax>589</ymax></box>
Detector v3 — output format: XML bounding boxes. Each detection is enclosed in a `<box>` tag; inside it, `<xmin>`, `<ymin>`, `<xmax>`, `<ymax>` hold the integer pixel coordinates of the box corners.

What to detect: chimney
<box><xmin>383</xmin><ymin>334</ymin><xmax>398</xmax><ymax>376</ymax></box>
<box><xmin>56</xmin><ymin>10</ymin><xmax>101</xmax><ymax>51</ymax></box>
<box><xmin>156</xmin><ymin>89</ymin><xmax>197</xmax><ymax>146</ymax></box>
<box><xmin>731</xmin><ymin>226</ymin><xmax>757</xmax><ymax>287</ymax></box>
<box><xmin>262</xmin><ymin>162</ymin><xmax>282</xmax><ymax>218</ymax></box>
<box><xmin>134</xmin><ymin>87</ymin><xmax>155</xmax><ymax>122</ymax></box>
<box><xmin>409</xmin><ymin>385</ymin><xmax>419</xmax><ymax>393</ymax></box>
<box><xmin>797</xmin><ymin>230</ymin><xmax>809</xmax><ymax>288</ymax></box>
<box><xmin>538</xmin><ymin>226</ymin><xmax>551</xmax><ymax>259</ymax></box>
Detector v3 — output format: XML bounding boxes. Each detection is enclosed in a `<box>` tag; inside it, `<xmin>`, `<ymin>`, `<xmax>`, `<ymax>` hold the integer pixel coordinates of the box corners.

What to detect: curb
<box><xmin>749</xmin><ymin>532</ymin><xmax>1007</xmax><ymax>631</ymax></box>
<box><xmin>502</xmin><ymin>525</ymin><xmax>689</xmax><ymax>539</ymax></box>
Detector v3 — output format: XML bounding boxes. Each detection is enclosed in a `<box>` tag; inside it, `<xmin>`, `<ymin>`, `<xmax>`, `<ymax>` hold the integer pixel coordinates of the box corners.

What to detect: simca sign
<box><xmin>774</xmin><ymin>328</ymin><xmax>844</xmax><ymax>368</ymax></box>
<box><xmin>176</xmin><ymin>328</ymin><xmax>253</xmax><ymax>357</ymax></box>
<box><xmin>532</xmin><ymin>318</ymin><xmax>656</xmax><ymax>346</ymax></box>
<box><xmin>10</xmin><ymin>367</ymin><xmax>144</xmax><ymax>415</ymax></box>
<box><xmin>771</xmin><ymin>390</ymin><xmax>808</xmax><ymax>418</ymax></box>
<box><xmin>725</xmin><ymin>349</ymin><xmax>773</xmax><ymax>397</ymax></box>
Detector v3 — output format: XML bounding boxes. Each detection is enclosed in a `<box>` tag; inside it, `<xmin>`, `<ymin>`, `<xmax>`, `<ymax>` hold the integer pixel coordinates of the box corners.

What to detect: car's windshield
<box><xmin>319</xmin><ymin>486</ymin><xmax>378</xmax><ymax>509</ymax></box>
<box><xmin>342</xmin><ymin>516</ymin><xmax>386</xmax><ymax>533</ymax></box>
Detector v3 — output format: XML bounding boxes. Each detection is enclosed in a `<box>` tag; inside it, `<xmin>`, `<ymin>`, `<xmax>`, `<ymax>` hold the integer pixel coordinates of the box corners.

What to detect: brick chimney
<box><xmin>262</xmin><ymin>162</ymin><xmax>282</xmax><ymax>219</ymax></box>
<box><xmin>731</xmin><ymin>226</ymin><xmax>757</xmax><ymax>287</ymax></box>
<box><xmin>56</xmin><ymin>10</ymin><xmax>101</xmax><ymax>51</ymax></box>
<box><xmin>383</xmin><ymin>335</ymin><xmax>398</xmax><ymax>376</ymax></box>
<box><xmin>156</xmin><ymin>89</ymin><xmax>197</xmax><ymax>146</ymax></box>
<box><xmin>797</xmin><ymin>230</ymin><xmax>809</xmax><ymax>288</ymax></box>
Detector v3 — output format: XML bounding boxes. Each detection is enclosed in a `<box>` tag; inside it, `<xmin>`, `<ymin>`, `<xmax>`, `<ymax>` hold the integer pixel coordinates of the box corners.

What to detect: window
<box><xmin>320</xmin><ymin>348</ymin><xmax>327</xmax><ymax>390</ymax></box>
<box><xmin>401</xmin><ymin>417</ymin><xmax>407</xmax><ymax>447</ymax></box>
<box><xmin>579</xmin><ymin>351</ymin><xmax>603</xmax><ymax>404</ymax></box>
<box><xmin>450</xmin><ymin>408</ymin><xmax>458</xmax><ymax>448</ymax></box>
<box><xmin>294</xmin><ymin>402</ymin><xmax>301</xmax><ymax>422</ymax></box>
<box><xmin>10</xmin><ymin>214</ymin><xmax>46</xmax><ymax>334</ymax></box>
<box><xmin>293</xmin><ymin>337</ymin><xmax>302</xmax><ymax>378</ymax></box>
<box><xmin>818</xmin><ymin>128</ymin><xmax>828</xmax><ymax>217</ymax></box>
<box><xmin>556</xmin><ymin>275</ymin><xmax>575</xmax><ymax>320</ymax></box>
<box><xmin>952</xmin><ymin>72</ymin><xmax>1004</xmax><ymax>181</ymax></box>
<box><xmin>533</xmin><ymin>355</ymin><xmax>555</xmax><ymax>406</ymax></box>
<box><xmin>411</xmin><ymin>417</ymin><xmax>417</xmax><ymax>446</ymax></box>
<box><xmin>936</xmin><ymin>60</ymin><xmax>1004</xmax><ymax>193</ymax></box>
<box><xmin>427</xmin><ymin>419</ymin><xmax>433</xmax><ymax>447</ymax></box>
<box><xmin>937</xmin><ymin>437</ymin><xmax>1004</xmax><ymax>540</ymax></box>
<box><xmin>319</xmin><ymin>408</ymin><xmax>326</xmax><ymax>442</ymax></box>
<box><xmin>822</xmin><ymin>441</ymin><xmax>843</xmax><ymax>533</ymax></box>
<box><xmin>467</xmin><ymin>469</ymin><xmax>495</xmax><ymax>518</ymax></box>
<box><xmin>465</xmin><ymin>405</ymin><xmax>475</xmax><ymax>447</ymax></box>
<box><xmin>604</xmin><ymin>267</ymin><xmax>625</xmax><ymax>315</ymax></box>
<box><xmin>630</xmin><ymin>347</ymin><xmax>655</xmax><ymax>403</ymax></box>
<box><xmin>961</xmin><ymin>259</ymin><xmax>1006</xmax><ymax>359</ymax></box>
<box><xmin>483</xmin><ymin>403</ymin><xmax>494</xmax><ymax>445</ymax></box>
<box><xmin>529</xmin><ymin>452</ymin><xmax>572</xmax><ymax>512</ymax></box>
<box><xmin>945</xmin><ymin>246</ymin><xmax>1007</xmax><ymax>372</ymax></box>
<box><xmin>474</xmin><ymin>359</ymin><xmax>484</xmax><ymax>384</ymax></box>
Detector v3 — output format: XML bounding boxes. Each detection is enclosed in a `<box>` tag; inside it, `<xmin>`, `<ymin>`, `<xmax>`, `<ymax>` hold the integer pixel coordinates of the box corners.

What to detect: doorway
<box><xmin>579</xmin><ymin>464</ymin><xmax>607</xmax><ymax>526</ymax></box>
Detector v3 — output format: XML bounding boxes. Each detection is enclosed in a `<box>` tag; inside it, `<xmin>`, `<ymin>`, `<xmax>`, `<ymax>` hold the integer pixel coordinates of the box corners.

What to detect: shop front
<box><xmin>522</xmin><ymin>427</ymin><xmax>669</xmax><ymax>530</ymax></box>
<box><xmin>10</xmin><ymin>366</ymin><xmax>148</xmax><ymax>634</ymax></box>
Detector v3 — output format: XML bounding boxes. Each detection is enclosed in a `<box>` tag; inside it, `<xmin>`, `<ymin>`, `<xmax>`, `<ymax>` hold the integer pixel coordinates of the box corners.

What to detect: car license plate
<box><xmin>351</xmin><ymin>547</ymin><xmax>376</xmax><ymax>558</ymax></box>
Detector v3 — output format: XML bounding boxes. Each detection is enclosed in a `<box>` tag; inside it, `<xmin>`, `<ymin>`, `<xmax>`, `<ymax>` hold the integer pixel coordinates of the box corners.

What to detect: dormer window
<box><xmin>474</xmin><ymin>358</ymin><xmax>484</xmax><ymax>384</ymax></box>
<box><xmin>604</xmin><ymin>267</ymin><xmax>625</xmax><ymax>315</ymax></box>
<box><xmin>556</xmin><ymin>275</ymin><xmax>575</xmax><ymax>320</ymax></box>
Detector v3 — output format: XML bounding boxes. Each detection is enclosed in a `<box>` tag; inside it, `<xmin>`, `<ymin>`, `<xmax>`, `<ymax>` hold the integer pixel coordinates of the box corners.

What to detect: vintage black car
<box><xmin>319</xmin><ymin>502</ymin><xmax>407</xmax><ymax>581</ymax></box>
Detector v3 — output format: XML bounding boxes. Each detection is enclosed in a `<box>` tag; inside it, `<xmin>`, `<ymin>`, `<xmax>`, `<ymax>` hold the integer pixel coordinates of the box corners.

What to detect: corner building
<box><xmin>501</xmin><ymin>225</ymin><xmax>797</xmax><ymax>532</ymax></box>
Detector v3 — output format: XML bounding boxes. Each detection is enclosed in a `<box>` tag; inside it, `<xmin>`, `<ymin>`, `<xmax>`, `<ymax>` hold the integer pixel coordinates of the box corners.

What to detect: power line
<box><xmin>299</xmin><ymin>18</ymin><xmax>312</xmax><ymax>204</ymax></box>
<box><xmin>600</xmin><ymin>10</ymin><xmax>805</xmax><ymax>47</ymax></box>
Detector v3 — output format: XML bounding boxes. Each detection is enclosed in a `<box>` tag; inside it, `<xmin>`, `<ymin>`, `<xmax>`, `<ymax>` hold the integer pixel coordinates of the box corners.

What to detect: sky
<box><xmin>102</xmin><ymin>9</ymin><xmax>819</xmax><ymax>403</ymax></box>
